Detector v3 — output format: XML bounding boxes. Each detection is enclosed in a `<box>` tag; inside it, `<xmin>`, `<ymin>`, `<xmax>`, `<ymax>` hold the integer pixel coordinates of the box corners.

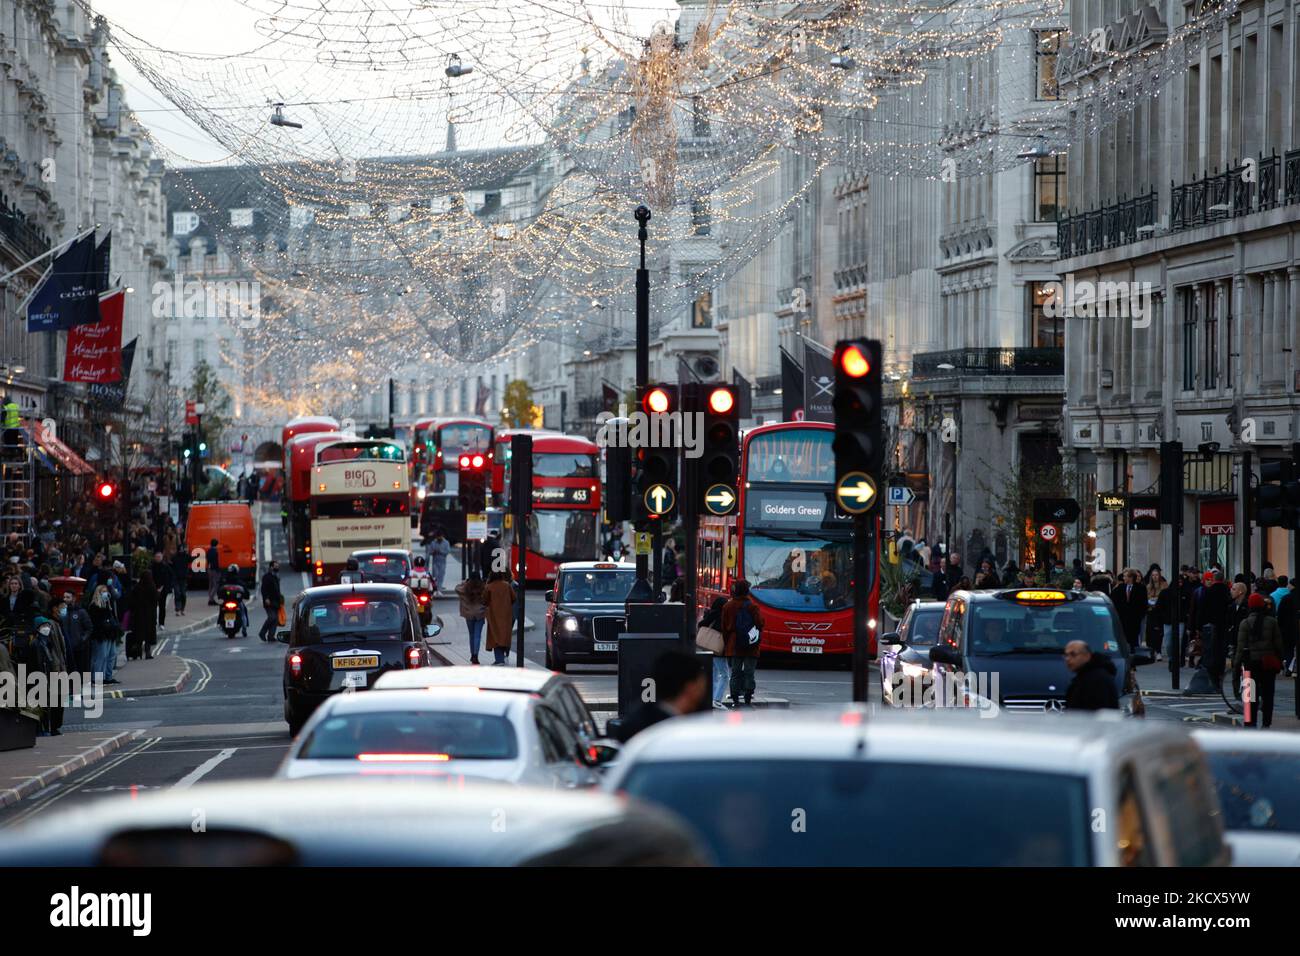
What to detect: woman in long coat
<box><xmin>127</xmin><ymin>571</ymin><xmax>159</xmax><ymax>660</ymax></box>
<box><xmin>482</xmin><ymin>571</ymin><xmax>515</xmax><ymax>666</ymax></box>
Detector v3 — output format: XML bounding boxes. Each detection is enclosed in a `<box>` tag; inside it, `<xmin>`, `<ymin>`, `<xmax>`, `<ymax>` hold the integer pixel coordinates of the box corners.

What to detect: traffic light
<box><xmin>509</xmin><ymin>433</ymin><xmax>533</xmax><ymax>515</ymax></box>
<box><xmin>457</xmin><ymin>452</ymin><xmax>488</xmax><ymax>513</ymax></box>
<box><xmin>832</xmin><ymin>339</ymin><xmax>883</xmax><ymax>514</ymax></box>
<box><xmin>181</xmin><ymin>431</ymin><xmax>194</xmax><ymax>459</ymax></box>
<box><xmin>694</xmin><ymin>383</ymin><xmax>739</xmax><ymax>515</ymax></box>
<box><xmin>635</xmin><ymin>383</ymin><xmax>678</xmax><ymax>519</ymax></box>
<box><xmin>93</xmin><ymin>479</ymin><xmax>118</xmax><ymax>510</ymax></box>
<box><xmin>1159</xmin><ymin>441</ymin><xmax>1183</xmax><ymax>529</ymax></box>
<box><xmin>1256</xmin><ymin>451</ymin><xmax>1300</xmax><ymax>529</ymax></box>
<box><xmin>604</xmin><ymin>441</ymin><xmax>632</xmax><ymax>523</ymax></box>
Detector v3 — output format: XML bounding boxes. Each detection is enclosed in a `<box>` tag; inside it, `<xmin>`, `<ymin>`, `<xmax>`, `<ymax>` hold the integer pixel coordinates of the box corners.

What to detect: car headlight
<box><xmin>900</xmin><ymin>661</ymin><xmax>927</xmax><ymax>679</ymax></box>
<box><xmin>562</xmin><ymin>616</ymin><xmax>579</xmax><ymax>632</ymax></box>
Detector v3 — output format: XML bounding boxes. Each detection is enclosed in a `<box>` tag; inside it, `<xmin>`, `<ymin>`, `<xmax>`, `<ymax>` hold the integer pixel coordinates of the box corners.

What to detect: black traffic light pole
<box><xmin>627</xmin><ymin>206</ymin><xmax>655</xmax><ymax>604</ymax></box>
<box><xmin>1161</xmin><ymin>441</ymin><xmax>1183</xmax><ymax>691</ymax></box>
<box><xmin>1242</xmin><ymin>450</ymin><xmax>1252</xmax><ymax>584</ymax></box>
<box><xmin>852</xmin><ymin>513</ymin><xmax>874</xmax><ymax>702</ymax></box>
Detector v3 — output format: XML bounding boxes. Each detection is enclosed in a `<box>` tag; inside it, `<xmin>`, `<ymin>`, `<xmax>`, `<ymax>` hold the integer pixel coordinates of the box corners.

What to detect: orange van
<box><xmin>185</xmin><ymin>502</ymin><xmax>257</xmax><ymax>586</ymax></box>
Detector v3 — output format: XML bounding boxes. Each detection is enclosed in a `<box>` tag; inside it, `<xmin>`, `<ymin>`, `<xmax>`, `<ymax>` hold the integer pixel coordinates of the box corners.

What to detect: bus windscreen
<box><xmin>532</xmin><ymin>453</ymin><xmax>596</xmax><ymax>479</ymax></box>
<box><xmin>746</xmin><ymin>429</ymin><xmax>835</xmax><ymax>484</ymax></box>
<box><xmin>440</xmin><ymin>425</ymin><xmax>492</xmax><ymax>459</ymax></box>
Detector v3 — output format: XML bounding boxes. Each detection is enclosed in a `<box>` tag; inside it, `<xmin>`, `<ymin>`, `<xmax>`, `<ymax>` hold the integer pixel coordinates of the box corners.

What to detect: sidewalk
<box><xmin>1141</xmin><ymin>662</ymin><xmax>1300</xmax><ymax>729</ymax></box>
<box><xmin>0</xmin><ymin>728</ymin><xmax>139</xmax><ymax>808</ymax></box>
<box><xmin>100</xmin><ymin>653</ymin><xmax>190</xmax><ymax>699</ymax></box>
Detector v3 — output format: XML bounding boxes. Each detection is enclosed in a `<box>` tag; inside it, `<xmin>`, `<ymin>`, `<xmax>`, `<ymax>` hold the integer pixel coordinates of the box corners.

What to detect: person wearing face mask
<box><xmin>57</xmin><ymin>591</ymin><xmax>93</xmax><ymax>674</ymax></box>
<box><xmin>32</xmin><ymin>615</ymin><xmax>67</xmax><ymax>735</ymax></box>
<box><xmin>86</xmin><ymin>585</ymin><xmax>122</xmax><ymax>684</ymax></box>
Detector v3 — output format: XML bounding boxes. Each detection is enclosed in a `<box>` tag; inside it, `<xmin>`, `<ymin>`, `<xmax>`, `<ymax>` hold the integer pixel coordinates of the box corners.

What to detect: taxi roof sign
<box><xmin>997</xmin><ymin>588</ymin><xmax>1075</xmax><ymax>604</ymax></box>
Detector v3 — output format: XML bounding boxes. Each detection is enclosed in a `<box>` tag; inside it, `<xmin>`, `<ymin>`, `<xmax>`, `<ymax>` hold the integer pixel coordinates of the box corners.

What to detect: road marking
<box><xmin>227</xmin><ymin>647</ymin><xmax>244</xmax><ymax>654</ymax></box>
<box><xmin>263</xmin><ymin>528</ymin><xmax>272</xmax><ymax>573</ymax></box>
<box><xmin>176</xmin><ymin>658</ymin><xmax>213</xmax><ymax>696</ymax></box>
<box><xmin>172</xmin><ymin>748</ymin><xmax>238</xmax><ymax>790</ymax></box>
<box><xmin>3</xmin><ymin>735</ymin><xmax>158</xmax><ymax>828</ymax></box>
<box><xmin>301</xmin><ymin>571</ymin><xmax>309</xmax><ymax>590</ymax></box>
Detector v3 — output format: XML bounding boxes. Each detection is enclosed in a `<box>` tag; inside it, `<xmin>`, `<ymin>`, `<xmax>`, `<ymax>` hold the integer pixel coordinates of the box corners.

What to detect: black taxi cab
<box><xmin>544</xmin><ymin>561</ymin><xmax>636</xmax><ymax>672</ymax></box>
<box><xmin>279</xmin><ymin>583</ymin><xmax>442</xmax><ymax>735</ymax></box>
<box><xmin>926</xmin><ymin>587</ymin><xmax>1153</xmax><ymax>713</ymax></box>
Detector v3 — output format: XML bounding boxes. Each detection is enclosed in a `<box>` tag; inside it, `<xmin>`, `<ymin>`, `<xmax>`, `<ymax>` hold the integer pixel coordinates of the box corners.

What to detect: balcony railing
<box><xmin>912</xmin><ymin>347</ymin><xmax>1064</xmax><ymax>379</ymax></box>
<box><xmin>1058</xmin><ymin>148</ymin><xmax>1300</xmax><ymax>259</ymax></box>
<box><xmin>754</xmin><ymin>374</ymin><xmax>782</xmax><ymax>395</ymax></box>
<box><xmin>0</xmin><ymin>195</ymin><xmax>49</xmax><ymax>263</ymax></box>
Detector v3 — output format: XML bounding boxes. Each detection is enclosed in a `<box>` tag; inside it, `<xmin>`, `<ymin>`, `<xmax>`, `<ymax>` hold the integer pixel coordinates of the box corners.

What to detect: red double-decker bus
<box><xmin>500</xmin><ymin>433</ymin><xmax>601</xmax><ymax>582</ymax></box>
<box><xmin>411</xmin><ymin>417</ymin><xmax>494</xmax><ymax>493</ymax></box>
<box><xmin>283</xmin><ymin>429</ymin><xmax>344</xmax><ymax>570</ymax></box>
<box><xmin>490</xmin><ymin>428</ymin><xmax>559</xmax><ymax>504</ymax></box>
<box><xmin>696</xmin><ymin>421</ymin><xmax>880</xmax><ymax>661</ymax></box>
<box><xmin>281</xmin><ymin>415</ymin><xmax>340</xmax><ymax>450</ymax></box>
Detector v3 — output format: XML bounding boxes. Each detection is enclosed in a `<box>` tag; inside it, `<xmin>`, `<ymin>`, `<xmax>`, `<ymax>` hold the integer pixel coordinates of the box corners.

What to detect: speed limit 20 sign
<box><xmin>1039</xmin><ymin>524</ymin><xmax>1059</xmax><ymax>542</ymax></box>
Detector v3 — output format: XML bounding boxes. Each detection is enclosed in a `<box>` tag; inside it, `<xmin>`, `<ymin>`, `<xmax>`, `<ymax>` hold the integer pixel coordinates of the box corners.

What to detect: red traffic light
<box><xmin>644</xmin><ymin>387</ymin><xmax>671</xmax><ymax>415</ymax></box>
<box><xmin>458</xmin><ymin>454</ymin><xmax>470</xmax><ymax>468</ymax></box>
<box><xmin>470</xmin><ymin>454</ymin><xmax>484</xmax><ymax>469</ymax></box>
<box><xmin>707</xmin><ymin>387</ymin><xmax>735</xmax><ymax>414</ymax></box>
<box><xmin>96</xmin><ymin>481</ymin><xmax>116</xmax><ymax>500</ymax></box>
<box><xmin>459</xmin><ymin>453</ymin><xmax>486</xmax><ymax>470</ymax></box>
<box><xmin>840</xmin><ymin>344</ymin><xmax>871</xmax><ymax>378</ymax></box>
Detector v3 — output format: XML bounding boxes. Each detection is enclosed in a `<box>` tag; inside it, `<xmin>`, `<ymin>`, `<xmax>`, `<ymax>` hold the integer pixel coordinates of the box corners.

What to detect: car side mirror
<box><xmin>544</xmin><ymin>590</ymin><xmax>555</xmax><ymax>602</ymax></box>
<box><xmin>424</xmin><ymin>618</ymin><xmax>443</xmax><ymax>639</ymax></box>
<box><xmin>929</xmin><ymin>645</ymin><xmax>960</xmax><ymax>666</ymax></box>
<box><xmin>275</xmin><ymin>629</ymin><xmax>290</xmax><ymax>644</ymax></box>
<box><xmin>882</xmin><ymin>631</ymin><xmax>902</xmax><ymax>647</ymax></box>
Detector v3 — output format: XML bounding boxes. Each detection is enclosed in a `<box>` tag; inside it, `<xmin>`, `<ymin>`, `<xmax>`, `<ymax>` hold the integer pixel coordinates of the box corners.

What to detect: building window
<box><xmin>166</xmin><ymin>340</ymin><xmax>178</xmax><ymax>371</ymax></box>
<box><xmin>194</xmin><ymin>339</ymin><xmax>206</xmax><ymax>368</ymax></box>
<box><xmin>1035</xmin><ymin>30</ymin><xmax>1063</xmax><ymax>100</ymax></box>
<box><xmin>692</xmin><ymin>97</ymin><xmax>710</xmax><ymax>138</ymax></box>
<box><xmin>690</xmin><ymin>197</ymin><xmax>711</xmax><ymax>236</ymax></box>
<box><xmin>692</xmin><ymin>290</ymin><xmax>713</xmax><ymax>329</ymax></box>
<box><xmin>459</xmin><ymin>379</ymin><xmax>468</xmax><ymax>411</ymax></box>
<box><xmin>1034</xmin><ymin>155</ymin><xmax>1067</xmax><ymax>221</ymax></box>
<box><xmin>1225</xmin><ymin>290</ymin><xmax>1233</xmax><ymax>388</ymax></box>
<box><xmin>1029</xmin><ymin>283</ymin><xmax>1063</xmax><ymax>348</ymax></box>
<box><xmin>1181</xmin><ymin>291</ymin><xmax>1197</xmax><ymax>391</ymax></box>
<box><xmin>1203</xmin><ymin>287</ymin><xmax>1218</xmax><ymax>390</ymax></box>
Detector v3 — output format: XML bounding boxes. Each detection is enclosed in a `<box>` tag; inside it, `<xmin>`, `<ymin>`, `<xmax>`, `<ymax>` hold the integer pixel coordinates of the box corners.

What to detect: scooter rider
<box><xmin>409</xmin><ymin>554</ymin><xmax>434</xmax><ymax>624</ymax></box>
<box><xmin>218</xmin><ymin>563</ymin><xmax>249</xmax><ymax>638</ymax></box>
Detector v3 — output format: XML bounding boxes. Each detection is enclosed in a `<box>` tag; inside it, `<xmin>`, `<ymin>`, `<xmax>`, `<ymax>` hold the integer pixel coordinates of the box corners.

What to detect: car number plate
<box><xmin>594</xmin><ymin>642</ymin><xmax>618</xmax><ymax>652</ymax></box>
<box><xmin>791</xmin><ymin>645</ymin><xmax>823</xmax><ymax>654</ymax></box>
<box><xmin>332</xmin><ymin>655</ymin><xmax>380</xmax><ymax>669</ymax></box>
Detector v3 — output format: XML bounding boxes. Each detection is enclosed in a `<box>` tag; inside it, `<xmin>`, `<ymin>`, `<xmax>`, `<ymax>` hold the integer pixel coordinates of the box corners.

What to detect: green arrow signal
<box><xmin>835</xmin><ymin>472</ymin><xmax>877</xmax><ymax>513</ymax></box>
<box><xmin>704</xmin><ymin>484</ymin><xmax>736</xmax><ymax>514</ymax></box>
<box><xmin>646</xmin><ymin>483</ymin><xmax>674</xmax><ymax>514</ymax></box>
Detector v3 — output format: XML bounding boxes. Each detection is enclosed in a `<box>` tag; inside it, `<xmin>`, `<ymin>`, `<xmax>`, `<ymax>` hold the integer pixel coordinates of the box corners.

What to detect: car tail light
<box><xmin>406</xmin><ymin>647</ymin><xmax>421</xmax><ymax>668</ymax></box>
<box><xmin>289</xmin><ymin>653</ymin><xmax>303</xmax><ymax>678</ymax></box>
<box><xmin>223</xmin><ymin>601</ymin><xmax>237</xmax><ymax>610</ymax></box>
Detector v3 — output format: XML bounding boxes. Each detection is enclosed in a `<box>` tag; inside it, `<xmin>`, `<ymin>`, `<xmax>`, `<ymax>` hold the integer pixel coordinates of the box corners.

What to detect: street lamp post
<box><xmin>626</xmin><ymin>205</ymin><xmax>655</xmax><ymax>603</ymax></box>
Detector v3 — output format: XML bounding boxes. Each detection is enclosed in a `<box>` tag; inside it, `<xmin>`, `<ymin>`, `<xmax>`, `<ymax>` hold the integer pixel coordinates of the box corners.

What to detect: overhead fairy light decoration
<box><xmin>90</xmin><ymin>0</ymin><xmax>1243</xmax><ymax>374</ymax></box>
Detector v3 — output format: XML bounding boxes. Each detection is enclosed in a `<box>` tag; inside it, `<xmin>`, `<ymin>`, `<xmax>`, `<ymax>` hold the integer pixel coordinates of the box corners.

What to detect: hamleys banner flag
<box><xmin>63</xmin><ymin>289</ymin><xmax>124</xmax><ymax>383</ymax></box>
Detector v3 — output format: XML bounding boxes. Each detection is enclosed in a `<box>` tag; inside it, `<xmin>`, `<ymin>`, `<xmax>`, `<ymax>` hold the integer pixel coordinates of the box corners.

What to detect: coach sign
<box><xmin>1127</xmin><ymin>495</ymin><xmax>1162</xmax><ymax>531</ymax></box>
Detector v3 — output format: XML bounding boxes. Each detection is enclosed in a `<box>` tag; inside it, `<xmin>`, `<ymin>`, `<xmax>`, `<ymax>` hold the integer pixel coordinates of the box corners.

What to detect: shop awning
<box><xmin>26</xmin><ymin>422</ymin><xmax>95</xmax><ymax>477</ymax></box>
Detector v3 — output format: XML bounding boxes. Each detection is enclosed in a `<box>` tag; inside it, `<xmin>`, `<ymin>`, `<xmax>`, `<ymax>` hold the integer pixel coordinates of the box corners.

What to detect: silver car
<box><xmin>277</xmin><ymin>688</ymin><xmax>603</xmax><ymax>789</ymax></box>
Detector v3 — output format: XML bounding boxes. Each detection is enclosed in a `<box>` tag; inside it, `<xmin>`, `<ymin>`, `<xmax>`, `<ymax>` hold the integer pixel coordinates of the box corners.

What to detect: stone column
<box><xmin>1263</xmin><ymin>273</ymin><xmax>1277</xmax><ymax>388</ymax></box>
<box><xmin>1214</xmin><ymin>280</ymin><xmax>1227</xmax><ymax>392</ymax></box>
<box><xmin>1277</xmin><ymin>268</ymin><xmax>1292</xmax><ymax>392</ymax></box>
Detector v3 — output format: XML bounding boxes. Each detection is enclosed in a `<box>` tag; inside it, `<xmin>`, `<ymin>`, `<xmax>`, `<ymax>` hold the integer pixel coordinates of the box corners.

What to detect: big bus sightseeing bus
<box><xmin>283</xmin><ymin>430</ymin><xmax>345</xmax><ymax>571</ymax></box>
<box><xmin>696</xmin><ymin>421</ymin><xmax>881</xmax><ymax>661</ymax></box>
<box><xmin>500</xmin><ymin>433</ymin><xmax>601</xmax><ymax>582</ymax></box>
<box><xmin>309</xmin><ymin>438</ymin><xmax>410</xmax><ymax>584</ymax></box>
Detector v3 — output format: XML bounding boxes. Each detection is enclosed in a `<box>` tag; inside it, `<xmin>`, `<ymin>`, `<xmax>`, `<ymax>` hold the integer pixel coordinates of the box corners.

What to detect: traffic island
<box><xmin>0</xmin><ymin>728</ymin><xmax>138</xmax><ymax>808</ymax></box>
<box><xmin>102</xmin><ymin>655</ymin><xmax>191</xmax><ymax>699</ymax></box>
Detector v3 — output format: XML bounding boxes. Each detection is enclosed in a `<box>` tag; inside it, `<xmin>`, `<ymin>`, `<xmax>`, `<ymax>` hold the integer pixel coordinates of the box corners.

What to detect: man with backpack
<box><xmin>722</xmin><ymin>579</ymin><xmax>764</xmax><ymax>707</ymax></box>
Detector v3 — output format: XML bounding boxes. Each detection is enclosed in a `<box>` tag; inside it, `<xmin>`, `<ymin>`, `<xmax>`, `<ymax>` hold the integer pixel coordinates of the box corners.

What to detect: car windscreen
<box><xmin>620</xmin><ymin>760</ymin><xmax>1092</xmax><ymax>866</ymax></box>
<box><xmin>1205</xmin><ymin>750</ymin><xmax>1300</xmax><ymax>833</ymax></box>
<box><xmin>906</xmin><ymin>609</ymin><xmax>943</xmax><ymax>646</ymax></box>
<box><xmin>300</xmin><ymin>599</ymin><xmax>407</xmax><ymax>643</ymax></box>
<box><xmin>300</xmin><ymin>711</ymin><xmax>518</xmax><ymax>760</ymax></box>
<box><xmin>560</xmin><ymin>570</ymin><xmax>635</xmax><ymax>603</ymax></box>
<box><xmin>357</xmin><ymin>555</ymin><xmax>409</xmax><ymax>582</ymax></box>
<box><xmin>967</xmin><ymin>600</ymin><xmax>1122</xmax><ymax>655</ymax></box>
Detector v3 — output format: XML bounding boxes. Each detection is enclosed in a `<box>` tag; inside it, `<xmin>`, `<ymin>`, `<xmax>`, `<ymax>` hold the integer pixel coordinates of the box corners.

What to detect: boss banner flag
<box><xmin>63</xmin><ymin>290</ymin><xmax>124</xmax><ymax>383</ymax></box>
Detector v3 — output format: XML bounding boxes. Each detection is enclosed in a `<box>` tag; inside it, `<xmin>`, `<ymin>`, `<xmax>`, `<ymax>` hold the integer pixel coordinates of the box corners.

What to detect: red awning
<box><xmin>1199</xmin><ymin>498</ymin><xmax>1235</xmax><ymax>536</ymax></box>
<box><xmin>27</xmin><ymin>422</ymin><xmax>95</xmax><ymax>477</ymax></box>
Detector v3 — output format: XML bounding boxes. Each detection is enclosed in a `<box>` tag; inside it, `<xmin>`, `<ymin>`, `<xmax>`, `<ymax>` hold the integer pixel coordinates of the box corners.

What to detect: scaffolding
<box><xmin>0</xmin><ymin>428</ymin><xmax>34</xmax><ymax>542</ymax></box>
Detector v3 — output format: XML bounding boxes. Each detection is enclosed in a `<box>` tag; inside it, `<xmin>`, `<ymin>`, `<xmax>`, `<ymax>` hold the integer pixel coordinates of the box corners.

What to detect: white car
<box><xmin>1192</xmin><ymin>728</ymin><xmax>1300</xmax><ymax>866</ymax></box>
<box><xmin>604</xmin><ymin>708</ymin><xmax>1230</xmax><ymax>866</ymax></box>
<box><xmin>277</xmin><ymin>688</ymin><xmax>603</xmax><ymax>789</ymax></box>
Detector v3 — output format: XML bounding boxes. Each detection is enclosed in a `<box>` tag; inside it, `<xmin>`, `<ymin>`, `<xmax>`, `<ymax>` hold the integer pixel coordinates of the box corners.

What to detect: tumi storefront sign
<box><xmin>1127</xmin><ymin>495</ymin><xmax>1162</xmax><ymax>530</ymax></box>
<box><xmin>1199</xmin><ymin>499</ymin><xmax>1236</xmax><ymax>536</ymax></box>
